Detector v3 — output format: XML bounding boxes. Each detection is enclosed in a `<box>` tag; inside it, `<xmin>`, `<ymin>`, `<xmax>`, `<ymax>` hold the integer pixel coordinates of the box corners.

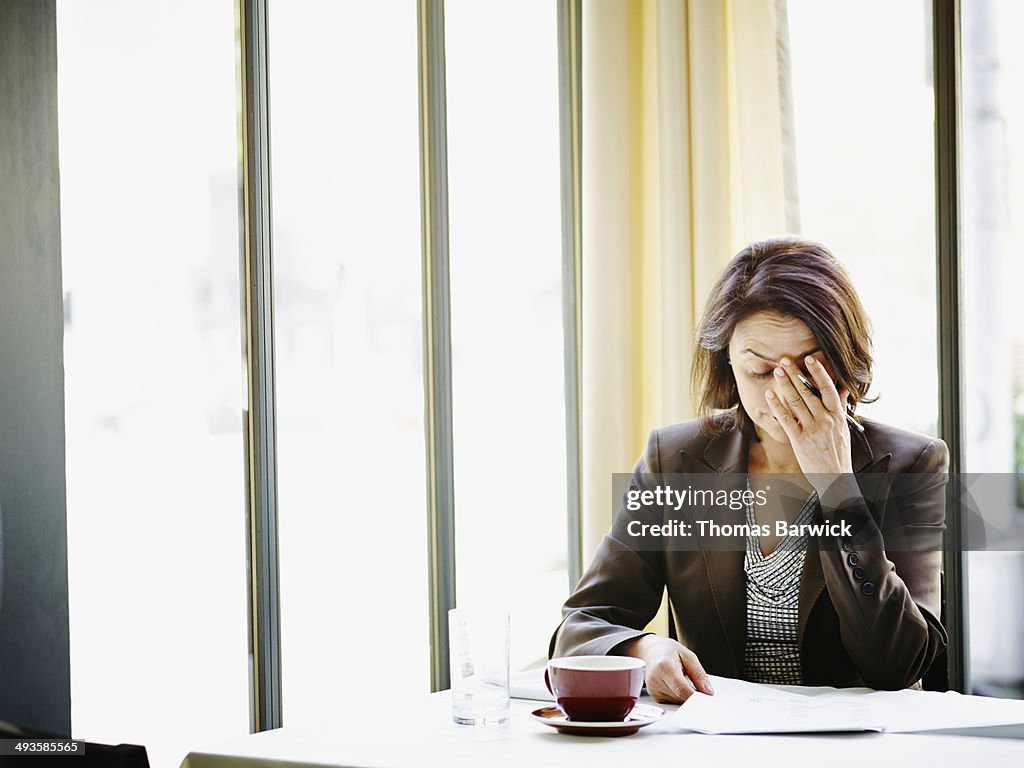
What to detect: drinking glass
<box><xmin>448</xmin><ymin>608</ymin><xmax>510</xmax><ymax>725</ymax></box>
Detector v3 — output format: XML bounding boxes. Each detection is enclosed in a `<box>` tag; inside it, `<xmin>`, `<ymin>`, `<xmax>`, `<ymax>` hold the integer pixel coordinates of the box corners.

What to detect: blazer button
<box><xmin>841</xmin><ymin>537</ymin><xmax>854</xmax><ymax>552</ymax></box>
<box><xmin>847</xmin><ymin>553</ymin><xmax>860</xmax><ymax>567</ymax></box>
<box><xmin>861</xmin><ymin>581</ymin><xmax>875</xmax><ymax>596</ymax></box>
<box><xmin>853</xmin><ymin>566</ymin><xmax>865</xmax><ymax>580</ymax></box>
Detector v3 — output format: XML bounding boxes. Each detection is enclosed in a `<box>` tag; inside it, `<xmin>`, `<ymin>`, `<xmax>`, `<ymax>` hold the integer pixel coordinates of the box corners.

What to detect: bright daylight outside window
<box><xmin>960</xmin><ymin>0</ymin><xmax>1024</xmax><ymax>699</ymax></box>
<box><xmin>266</xmin><ymin>0</ymin><xmax>430</xmax><ymax>726</ymax></box>
<box><xmin>444</xmin><ymin>0</ymin><xmax>569</xmax><ymax>672</ymax></box>
<box><xmin>54</xmin><ymin>0</ymin><xmax>598</xmax><ymax>759</ymax></box>
<box><xmin>56</xmin><ymin>1</ymin><xmax>249</xmax><ymax>766</ymax></box>
<box><xmin>787</xmin><ymin>0</ymin><xmax>937</xmax><ymax>438</ymax></box>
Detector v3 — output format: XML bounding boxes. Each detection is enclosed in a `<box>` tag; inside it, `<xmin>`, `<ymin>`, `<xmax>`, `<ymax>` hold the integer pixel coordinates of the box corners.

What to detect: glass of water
<box><xmin>448</xmin><ymin>607</ymin><xmax>510</xmax><ymax>725</ymax></box>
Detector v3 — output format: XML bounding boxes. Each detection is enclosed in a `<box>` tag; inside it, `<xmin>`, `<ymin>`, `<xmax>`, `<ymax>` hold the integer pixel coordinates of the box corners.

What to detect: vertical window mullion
<box><xmin>933</xmin><ymin>0</ymin><xmax>969</xmax><ymax>694</ymax></box>
<box><xmin>418</xmin><ymin>0</ymin><xmax>457</xmax><ymax>693</ymax></box>
<box><xmin>557</xmin><ymin>0</ymin><xmax>584</xmax><ymax>590</ymax></box>
<box><xmin>239</xmin><ymin>0</ymin><xmax>283</xmax><ymax>729</ymax></box>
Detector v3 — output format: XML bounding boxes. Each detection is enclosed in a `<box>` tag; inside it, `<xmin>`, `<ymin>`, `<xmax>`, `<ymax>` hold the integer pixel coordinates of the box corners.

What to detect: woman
<box><xmin>549</xmin><ymin>238</ymin><xmax>948</xmax><ymax>702</ymax></box>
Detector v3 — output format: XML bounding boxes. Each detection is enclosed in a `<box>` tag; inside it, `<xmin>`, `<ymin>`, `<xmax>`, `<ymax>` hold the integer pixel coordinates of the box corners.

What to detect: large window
<box><xmin>266</xmin><ymin>0</ymin><xmax>430</xmax><ymax>725</ymax></box>
<box><xmin>56</xmin><ymin>2</ymin><xmax>571</xmax><ymax>756</ymax></box>
<box><xmin>961</xmin><ymin>0</ymin><xmax>1024</xmax><ymax>697</ymax></box>
<box><xmin>56</xmin><ymin>1</ymin><xmax>249</xmax><ymax>765</ymax></box>
<box><xmin>787</xmin><ymin>0</ymin><xmax>937</xmax><ymax>437</ymax></box>
<box><xmin>444</xmin><ymin>0</ymin><xmax>568</xmax><ymax>671</ymax></box>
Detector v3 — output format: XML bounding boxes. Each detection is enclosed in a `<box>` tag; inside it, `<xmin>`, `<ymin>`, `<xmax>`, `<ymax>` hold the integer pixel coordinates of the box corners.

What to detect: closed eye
<box><xmin>749</xmin><ymin>370</ymin><xmax>774</xmax><ymax>380</ymax></box>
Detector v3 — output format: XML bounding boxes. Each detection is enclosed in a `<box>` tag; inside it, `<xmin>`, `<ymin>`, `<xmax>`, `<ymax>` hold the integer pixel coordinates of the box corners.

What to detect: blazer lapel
<box><xmin>682</xmin><ymin>423</ymin><xmax>748</xmax><ymax>677</ymax></box>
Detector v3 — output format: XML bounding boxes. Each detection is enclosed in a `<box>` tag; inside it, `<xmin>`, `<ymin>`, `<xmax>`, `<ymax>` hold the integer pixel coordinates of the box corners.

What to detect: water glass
<box><xmin>448</xmin><ymin>607</ymin><xmax>510</xmax><ymax>725</ymax></box>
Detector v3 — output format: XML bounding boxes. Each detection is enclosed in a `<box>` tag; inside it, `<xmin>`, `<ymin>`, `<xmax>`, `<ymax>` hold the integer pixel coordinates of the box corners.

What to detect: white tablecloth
<box><xmin>181</xmin><ymin>690</ymin><xmax>1024</xmax><ymax>768</ymax></box>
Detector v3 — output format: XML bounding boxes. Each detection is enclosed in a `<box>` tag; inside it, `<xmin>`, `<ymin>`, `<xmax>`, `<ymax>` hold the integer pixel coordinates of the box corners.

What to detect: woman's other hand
<box><xmin>616</xmin><ymin>635</ymin><xmax>714</xmax><ymax>703</ymax></box>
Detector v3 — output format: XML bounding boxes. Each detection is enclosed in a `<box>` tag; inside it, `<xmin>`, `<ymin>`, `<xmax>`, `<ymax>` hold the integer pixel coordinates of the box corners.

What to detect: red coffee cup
<box><xmin>544</xmin><ymin>656</ymin><xmax>645</xmax><ymax>722</ymax></box>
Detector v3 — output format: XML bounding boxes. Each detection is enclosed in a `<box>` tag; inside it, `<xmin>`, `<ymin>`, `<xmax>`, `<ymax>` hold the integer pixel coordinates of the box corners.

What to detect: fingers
<box><xmin>678</xmin><ymin>647</ymin><xmax>715</xmax><ymax>696</ymax></box>
<box><xmin>765</xmin><ymin>389</ymin><xmax>801</xmax><ymax>441</ymax></box>
<box><xmin>643</xmin><ymin>642</ymin><xmax>713</xmax><ymax>704</ymax></box>
<box><xmin>771</xmin><ymin>358</ymin><xmax>818</xmax><ymax>423</ymax></box>
<box><xmin>649</xmin><ymin>677</ymin><xmax>696</xmax><ymax>704</ymax></box>
<box><xmin>837</xmin><ymin>386</ymin><xmax>850</xmax><ymax>409</ymax></box>
<box><xmin>645</xmin><ymin>655</ymin><xmax>694</xmax><ymax>703</ymax></box>
<box><xmin>805</xmin><ymin>355</ymin><xmax>844</xmax><ymax>415</ymax></box>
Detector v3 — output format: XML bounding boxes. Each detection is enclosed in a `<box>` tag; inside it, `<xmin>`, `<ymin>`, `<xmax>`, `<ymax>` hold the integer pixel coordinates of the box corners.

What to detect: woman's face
<box><xmin>727</xmin><ymin>311</ymin><xmax>836</xmax><ymax>444</ymax></box>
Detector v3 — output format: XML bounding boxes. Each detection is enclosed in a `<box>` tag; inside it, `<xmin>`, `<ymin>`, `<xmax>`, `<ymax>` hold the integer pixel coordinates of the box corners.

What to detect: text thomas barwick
<box><xmin>626</xmin><ymin>519</ymin><xmax>853</xmax><ymax>539</ymax></box>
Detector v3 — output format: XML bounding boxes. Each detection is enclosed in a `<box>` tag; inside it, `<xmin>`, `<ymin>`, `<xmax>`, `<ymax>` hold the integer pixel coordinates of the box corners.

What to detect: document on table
<box><xmin>671</xmin><ymin>675</ymin><xmax>883</xmax><ymax>734</ymax></box>
<box><xmin>670</xmin><ymin>675</ymin><xmax>1024</xmax><ymax>734</ymax></box>
<box><xmin>510</xmin><ymin>668</ymin><xmax>555</xmax><ymax>702</ymax></box>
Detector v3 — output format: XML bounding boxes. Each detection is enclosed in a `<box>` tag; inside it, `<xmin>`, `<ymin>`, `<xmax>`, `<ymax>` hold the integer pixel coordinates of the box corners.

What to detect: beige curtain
<box><xmin>580</xmin><ymin>0</ymin><xmax>798</xmax><ymax>587</ymax></box>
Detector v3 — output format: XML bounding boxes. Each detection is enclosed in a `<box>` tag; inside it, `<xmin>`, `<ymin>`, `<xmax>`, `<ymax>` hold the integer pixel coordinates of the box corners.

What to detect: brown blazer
<box><xmin>550</xmin><ymin>412</ymin><xmax>949</xmax><ymax>690</ymax></box>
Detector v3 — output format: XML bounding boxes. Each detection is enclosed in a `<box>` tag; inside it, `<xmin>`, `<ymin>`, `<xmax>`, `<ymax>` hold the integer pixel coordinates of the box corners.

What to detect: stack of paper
<box><xmin>671</xmin><ymin>675</ymin><xmax>1024</xmax><ymax>734</ymax></box>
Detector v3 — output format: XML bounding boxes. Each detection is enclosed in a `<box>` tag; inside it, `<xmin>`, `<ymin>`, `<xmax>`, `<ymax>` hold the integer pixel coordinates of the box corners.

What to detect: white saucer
<box><xmin>530</xmin><ymin>703</ymin><xmax>665</xmax><ymax>736</ymax></box>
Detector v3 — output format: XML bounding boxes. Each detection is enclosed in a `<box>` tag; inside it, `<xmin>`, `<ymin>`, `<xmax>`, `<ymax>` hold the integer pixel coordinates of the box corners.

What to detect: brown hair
<box><xmin>692</xmin><ymin>238</ymin><xmax>875</xmax><ymax>436</ymax></box>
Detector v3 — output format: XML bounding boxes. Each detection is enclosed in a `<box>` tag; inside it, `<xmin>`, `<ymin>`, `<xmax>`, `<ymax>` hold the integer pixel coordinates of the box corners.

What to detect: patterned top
<box><xmin>742</xmin><ymin>487</ymin><xmax>818</xmax><ymax>685</ymax></box>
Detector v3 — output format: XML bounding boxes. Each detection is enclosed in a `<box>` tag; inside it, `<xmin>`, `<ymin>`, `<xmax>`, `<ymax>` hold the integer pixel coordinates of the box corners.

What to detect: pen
<box><xmin>795</xmin><ymin>373</ymin><xmax>865</xmax><ymax>434</ymax></box>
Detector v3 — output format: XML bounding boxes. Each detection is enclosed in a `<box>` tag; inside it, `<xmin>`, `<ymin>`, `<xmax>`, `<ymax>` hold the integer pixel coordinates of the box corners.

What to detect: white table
<box><xmin>181</xmin><ymin>691</ymin><xmax>1024</xmax><ymax>768</ymax></box>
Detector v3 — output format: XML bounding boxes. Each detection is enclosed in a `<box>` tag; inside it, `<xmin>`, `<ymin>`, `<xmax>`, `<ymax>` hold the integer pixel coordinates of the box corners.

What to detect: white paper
<box><xmin>509</xmin><ymin>668</ymin><xmax>554</xmax><ymax>702</ymax></box>
<box><xmin>863</xmin><ymin>688</ymin><xmax>1024</xmax><ymax>733</ymax></box>
<box><xmin>672</xmin><ymin>676</ymin><xmax>883</xmax><ymax>734</ymax></box>
<box><xmin>670</xmin><ymin>674</ymin><xmax>1024</xmax><ymax>734</ymax></box>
